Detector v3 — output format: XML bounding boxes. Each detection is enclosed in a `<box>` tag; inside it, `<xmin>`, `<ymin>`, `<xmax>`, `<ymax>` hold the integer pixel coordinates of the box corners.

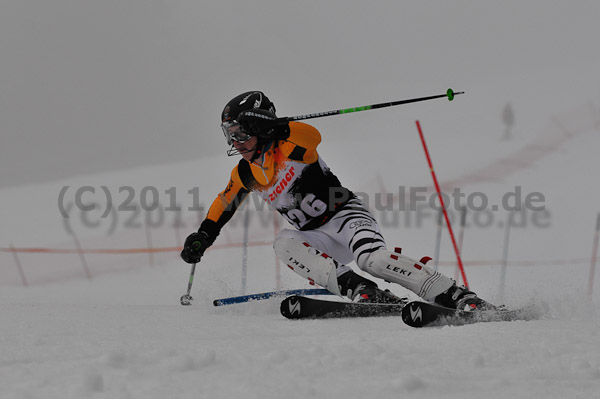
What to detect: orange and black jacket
<box><xmin>199</xmin><ymin>121</ymin><xmax>354</xmax><ymax>241</ymax></box>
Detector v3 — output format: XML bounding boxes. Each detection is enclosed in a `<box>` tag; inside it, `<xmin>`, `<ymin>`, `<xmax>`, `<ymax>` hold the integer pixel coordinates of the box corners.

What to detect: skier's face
<box><xmin>233</xmin><ymin>136</ymin><xmax>258</xmax><ymax>161</ymax></box>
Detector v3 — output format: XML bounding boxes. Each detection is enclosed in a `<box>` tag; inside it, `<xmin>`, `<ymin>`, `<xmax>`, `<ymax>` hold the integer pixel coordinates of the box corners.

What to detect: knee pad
<box><xmin>273</xmin><ymin>235</ymin><xmax>343</xmax><ymax>296</ymax></box>
<box><xmin>363</xmin><ymin>248</ymin><xmax>453</xmax><ymax>301</ymax></box>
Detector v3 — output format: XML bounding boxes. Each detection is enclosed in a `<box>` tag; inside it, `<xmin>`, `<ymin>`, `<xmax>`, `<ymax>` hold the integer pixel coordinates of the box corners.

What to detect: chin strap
<box><xmin>248</xmin><ymin>138</ymin><xmax>276</xmax><ymax>162</ymax></box>
<box><xmin>249</xmin><ymin>147</ymin><xmax>262</xmax><ymax>162</ymax></box>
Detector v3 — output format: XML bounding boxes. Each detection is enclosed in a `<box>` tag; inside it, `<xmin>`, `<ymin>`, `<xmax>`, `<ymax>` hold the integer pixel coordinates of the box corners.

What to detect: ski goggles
<box><xmin>221</xmin><ymin>121</ymin><xmax>252</xmax><ymax>145</ymax></box>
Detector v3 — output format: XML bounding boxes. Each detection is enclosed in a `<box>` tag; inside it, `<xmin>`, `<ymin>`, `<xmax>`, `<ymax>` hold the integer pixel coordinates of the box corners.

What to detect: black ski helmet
<box><xmin>221</xmin><ymin>91</ymin><xmax>276</xmax><ymax>123</ymax></box>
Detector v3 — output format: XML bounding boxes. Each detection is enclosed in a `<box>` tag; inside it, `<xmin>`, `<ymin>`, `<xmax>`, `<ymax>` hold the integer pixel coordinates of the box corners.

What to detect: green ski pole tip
<box><xmin>447</xmin><ymin>88</ymin><xmax>455</xmax><ymax>101</ymax></box>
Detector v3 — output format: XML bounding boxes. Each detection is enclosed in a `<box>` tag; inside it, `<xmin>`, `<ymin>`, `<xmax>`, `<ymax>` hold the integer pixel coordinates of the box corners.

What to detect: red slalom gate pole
<box><xmin>415</xmin><ymin>120</ymin><xmax>470</xmax><ymax>289</ymax></box>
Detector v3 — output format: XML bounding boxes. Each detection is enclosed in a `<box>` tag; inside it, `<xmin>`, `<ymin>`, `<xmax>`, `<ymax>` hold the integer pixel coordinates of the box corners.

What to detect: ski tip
<box><xmin>280</xmin><ymin>295</ymin><xmax>303</xmax><ymax>319</ymax></box>
<box><xmin>401</xmin><ymin>301</ymin><xmax>425</xmax><ymax>328</ymax></box>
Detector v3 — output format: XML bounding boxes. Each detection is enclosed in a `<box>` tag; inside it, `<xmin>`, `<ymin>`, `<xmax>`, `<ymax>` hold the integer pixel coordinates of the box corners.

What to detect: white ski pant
<box><xmin>273</xmin><ymin>198</ymin><xmax>453</xmax><ymax>300</ymax></box>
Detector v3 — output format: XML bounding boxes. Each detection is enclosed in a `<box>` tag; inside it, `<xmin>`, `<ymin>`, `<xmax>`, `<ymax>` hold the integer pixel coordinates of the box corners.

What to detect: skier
<box><xmin>180</xmin><ymin>91</ymin><xmax>488</xmax><ymax>310</ymax></box>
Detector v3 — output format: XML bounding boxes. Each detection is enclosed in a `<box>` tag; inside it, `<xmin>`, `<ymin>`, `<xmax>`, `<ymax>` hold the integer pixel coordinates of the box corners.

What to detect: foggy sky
<box><xmin>2</xmin><ymin>1</ymin><xmax>599</xmax><ymax>188</ymax></box>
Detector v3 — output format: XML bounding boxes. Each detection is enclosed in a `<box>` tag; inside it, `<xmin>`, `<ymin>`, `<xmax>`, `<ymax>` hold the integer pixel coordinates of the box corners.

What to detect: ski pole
<box><xmin>287</xmin><ymin>88</ymin><xmax>463</xmax><ymax>122</ymax></box>
<box><xmin>213</xmin><ymin>288</ymin><xmax>334</xmax><ymax>306</ymax></box>
<box><xmin>180</xmin><ymin>262</ymin><xmax>197</xmax><ymax>306</ymax></box>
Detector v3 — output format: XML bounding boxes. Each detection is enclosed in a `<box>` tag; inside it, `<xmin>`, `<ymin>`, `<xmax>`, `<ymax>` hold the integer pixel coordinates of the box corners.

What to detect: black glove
<box><xmin>238</xmin><ymin>109</ymin><xmax>290</xmax><ymax>140</ymax></box>
<box><xmin>180</xmin><ymin>230</ymin><xmax>213</xmax><ymax>264</ymax></box>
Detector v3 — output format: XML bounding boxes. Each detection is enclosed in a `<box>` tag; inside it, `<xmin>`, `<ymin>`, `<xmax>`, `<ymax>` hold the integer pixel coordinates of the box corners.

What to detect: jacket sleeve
<box><xmin>278</xmin><ymin>122</ymin><xmax>321</xmax><ymax>164</ymax></box>
<box><xmin>199</xmin><ymin>165</ymin><xmax>250</xmax><ymax>239</ymax></box>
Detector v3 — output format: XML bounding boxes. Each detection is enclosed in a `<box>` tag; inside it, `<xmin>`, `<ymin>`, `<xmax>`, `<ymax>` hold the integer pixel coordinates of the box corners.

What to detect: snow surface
<box><xmin>2</xmin><ymin>266</ymin><xmax>599</xmax><ymax>399</ymax></box>
<box><xmin>3</xmin><ymin>2</ymin><xmax>600</xmax><ymax>398</ymax></box>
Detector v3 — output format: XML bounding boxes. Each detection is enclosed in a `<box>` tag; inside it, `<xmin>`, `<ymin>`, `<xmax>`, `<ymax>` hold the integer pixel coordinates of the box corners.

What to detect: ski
<box><xmin>280</xmin><ymin>295</ymin><xmax>405</xmax><ymax>319</ymax></box>
<box><xmin>279</xmin><ymin>296</ymin><xmax>541</xmax><ymax>326</ymax></box>
<box><xmin>401</xmin><ymin>300</ymin><xmax>541</xmax><ymax>328</ymax></box>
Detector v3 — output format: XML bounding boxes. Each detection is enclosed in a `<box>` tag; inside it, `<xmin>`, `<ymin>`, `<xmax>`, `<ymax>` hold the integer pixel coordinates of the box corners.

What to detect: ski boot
<box><xmin>434</xmin><ymin>284</ymin><xmax>496</xmax><ymax>311</ymax></box>
<box><xmin>337</xmin><ymin>270</ymin><xmax>407</xmax><ymax>305</ymax></box>
<box><xmin>352</xmin><ymin>283</ymin><xmax>408</xmax><ymax>305</ymax></box>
